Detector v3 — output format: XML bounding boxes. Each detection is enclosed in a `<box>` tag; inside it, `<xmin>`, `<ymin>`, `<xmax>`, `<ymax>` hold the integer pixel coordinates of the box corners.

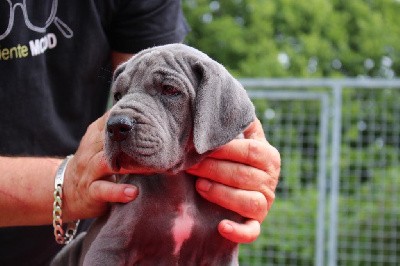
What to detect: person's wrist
<box><xmin>52</xmin><ymin>155</ymin><xmax>80</xmax><ymax>244</ymax></box>
<box><xmin>61</xmin><ymin>156</ymin><xmax>79</xmax><ymax>221</ymax></box>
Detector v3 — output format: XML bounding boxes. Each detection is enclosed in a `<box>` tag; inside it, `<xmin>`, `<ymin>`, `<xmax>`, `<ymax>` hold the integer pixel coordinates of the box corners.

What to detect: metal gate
<box><xmin>238</xmin><ymin>79</ymin><xmax>400</xmax><ymax>266</ymax></box>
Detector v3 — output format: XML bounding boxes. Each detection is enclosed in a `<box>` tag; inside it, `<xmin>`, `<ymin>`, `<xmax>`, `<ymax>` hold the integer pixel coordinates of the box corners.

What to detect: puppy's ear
<box><xmin>192</xmin><ymin>60</ymin><xmax>255</xmax><ymax>154</ymax></box>
<box><xmin>112</xmin><ymin>61</ymin><xmax>128</xmax><ymax>82</ymax></box>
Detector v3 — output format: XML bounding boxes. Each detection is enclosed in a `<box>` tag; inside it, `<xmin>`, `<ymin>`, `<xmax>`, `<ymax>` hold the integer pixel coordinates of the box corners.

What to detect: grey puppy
<box><xmin>52</xmin><ymin>43</ymin><xmax>255</xmax><ymax>266</ymax></box>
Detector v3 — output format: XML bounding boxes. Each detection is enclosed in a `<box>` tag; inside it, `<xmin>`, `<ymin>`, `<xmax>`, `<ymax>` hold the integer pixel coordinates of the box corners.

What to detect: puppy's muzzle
<box><xmin>107</xmin><ymin>115</ymin><xmax>136</xmax><ymax>142</ymax></box>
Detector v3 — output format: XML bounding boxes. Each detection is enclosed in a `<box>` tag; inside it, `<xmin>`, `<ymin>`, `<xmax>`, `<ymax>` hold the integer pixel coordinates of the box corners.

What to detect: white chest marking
<box><xmin>172</xmin><ymin>203</ymin><xmax>194</xmax><ymax>255</ymax></box>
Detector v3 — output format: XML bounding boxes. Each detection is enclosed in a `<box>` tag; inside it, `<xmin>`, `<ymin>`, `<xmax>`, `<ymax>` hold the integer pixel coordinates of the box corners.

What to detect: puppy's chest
<box><xmin>125</xmin><ymin>173</ymin><xmax>203</xmax><ymax>234</ymax></box>
<box><xmin>142</xmin><ymin>176</ymin><xmax>195</xmax><ymax>238</ymax></box>
<box><xmin>121</xmin><ymin>173</ymin><xmax>240</xmax><ymax>257</ymax></box>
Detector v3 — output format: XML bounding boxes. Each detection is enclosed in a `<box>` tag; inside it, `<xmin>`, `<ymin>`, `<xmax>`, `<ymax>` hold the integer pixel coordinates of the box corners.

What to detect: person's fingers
<box><xmin>96</xmin><ymin>111</ymin><xmax>110</xmax><ymax>132</ymax></box>
<box><xmin>208</xmin><ymin>139</ymin><xmax>281</xmax><ymax>184</ymax></box>
<box><xmin>188</xmin><ymin>158</ymin><xmax>276</xmax><ymax>211</ymax></box>
<box><xmin>188</xmin><ymin>118</ymin><xmax>280</xmax><ymax>244</ymax></box>
<box><xmin>243</xmin><ymin>117</ymin><xmax>266</xmax><ymax>141</ymax></box>
<box><xmin>196</xmin><ymin>178</ymin><xmax>268</xmax><ymax>222</ymax></box>
<box><xmin>63</xmin><ymin>112</ymin><xmax>128</xmax><ymax>220</ymax></box>
<box><xmin>85</xmin><ymin>151</ymin><xmax>114</xmax><ymax>179</ymax></box>
<box><xmin>218</xmin><ymin>219</ymin><xmax>261</xmax><ymax>244</ymax></box>
<box><xmin>209</xmin><ymin>139</ymin><xmax>267</xmax><ymax>170</ymax></box>
<box><xmin>75</xmin><ymin>112</ymin><xmax>111</xmax><ymax>162</ymax></box>
<box><xmin>89</xmin><ymin>180</ymin><xmax>138</xmax><ymax>203</ymax></box>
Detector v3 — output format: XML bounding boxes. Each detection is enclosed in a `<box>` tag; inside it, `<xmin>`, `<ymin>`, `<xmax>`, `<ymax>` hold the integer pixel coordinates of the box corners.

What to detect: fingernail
<box><xmin>124</xmin><ymin>187</ymin><xmax>137</xmax><ymax>198</ymax></box>
<box><xmin>221</xmin><ymin>222</ymin><xmax>234</xmax><ymax>234</ymax></box>
<box><xmin>197</xmin><ymin>179</ymin><xmax>212</xmax><ymax>192</ymax></box>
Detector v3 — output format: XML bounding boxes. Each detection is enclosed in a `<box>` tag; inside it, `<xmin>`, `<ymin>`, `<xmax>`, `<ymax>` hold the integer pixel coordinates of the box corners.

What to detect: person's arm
<box><xmin>111</xmin><ymin>51</ymin><xmax>135</xmax><ymax>70</ymax></box>
<box><xmin>0</xmin><ymin>113</ymin><xmax>138</xmax><ymax>227</ymax></box>
<box><xmin>0</xmin><ymin>156</ymin><xmax>61</xmax><ymax>226</ymax></box>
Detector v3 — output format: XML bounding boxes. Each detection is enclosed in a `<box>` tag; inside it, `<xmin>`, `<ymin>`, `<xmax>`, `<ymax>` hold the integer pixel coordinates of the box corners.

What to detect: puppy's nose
<box><xmin>106</xmin><ymin>115</ymin><xmax>135</xmax><ymax>142</ymax></box>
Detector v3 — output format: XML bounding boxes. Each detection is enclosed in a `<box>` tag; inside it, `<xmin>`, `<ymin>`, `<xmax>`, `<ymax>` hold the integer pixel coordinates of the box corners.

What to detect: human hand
<box><xmin>187</xmin><ymin>118</ymin><xmax>280</xmax><ymax>243</ymax></box>
<box><xmin>62</xmin><ymin>112</ymin><xmax>139</xmax><ymax>221</ymax></box>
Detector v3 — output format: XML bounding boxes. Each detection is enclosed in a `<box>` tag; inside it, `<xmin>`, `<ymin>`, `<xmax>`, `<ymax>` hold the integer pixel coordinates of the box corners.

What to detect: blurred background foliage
<box><xmin>183</xmin><ymin>1</ymin><xmax>400</xmax><ymax>264</ymax></box>
<box><xmin>183</xmin><ymin>0</ymin><xmax>400</xmax><ymax>78</ymax></box>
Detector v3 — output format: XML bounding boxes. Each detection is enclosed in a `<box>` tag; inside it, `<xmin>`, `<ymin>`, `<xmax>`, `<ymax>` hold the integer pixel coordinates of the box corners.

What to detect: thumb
<box><xmin>89</xmin><ymin>180</ymin><xmax>138</xmax><ymax>203</ymax></box>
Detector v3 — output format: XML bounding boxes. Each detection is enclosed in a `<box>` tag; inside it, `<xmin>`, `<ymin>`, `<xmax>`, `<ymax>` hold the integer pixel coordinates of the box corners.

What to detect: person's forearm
<box><xmin>0</xmin><ymin>156</ymin><xmax>62</xmax><ymax>226</ymax></box>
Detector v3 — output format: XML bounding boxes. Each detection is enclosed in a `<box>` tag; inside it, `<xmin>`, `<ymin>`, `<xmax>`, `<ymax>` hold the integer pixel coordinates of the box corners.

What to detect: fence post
<box><xmin>315</xmin><ymin>94</ymin><xmax>329</xmax><ymax>266</ymax></box>
<box><xmin>329</xmin><ymin>84</ymin><xmax>342</xmax><ymax>266</ymax></box>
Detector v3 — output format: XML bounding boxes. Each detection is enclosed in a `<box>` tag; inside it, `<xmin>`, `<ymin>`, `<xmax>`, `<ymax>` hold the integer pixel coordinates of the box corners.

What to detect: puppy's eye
<box><xmin>161</xmin><ymin>85</ymin><xmax>181</xmax><ymax>96</ymax></box>
<box><xmin>114</xmin><ymin>92</ymin><xmax>122</xmax><ymax>102</ymax></box>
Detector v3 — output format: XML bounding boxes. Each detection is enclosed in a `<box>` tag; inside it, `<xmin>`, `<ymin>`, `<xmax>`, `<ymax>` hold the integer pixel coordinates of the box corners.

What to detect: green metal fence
<box><xmin>239</xmin><ymin>78</ymin><xmax>400</xmax><ymax>266</ymax></box>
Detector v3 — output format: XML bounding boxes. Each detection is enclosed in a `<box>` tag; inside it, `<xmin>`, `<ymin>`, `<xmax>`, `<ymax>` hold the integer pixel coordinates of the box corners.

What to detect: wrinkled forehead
<box><xmin>132</xmin><ymin>50</ymin><xmax>174</xmax><ymax>74</ymax></box>
<box><xmin>114</xmin><ymin>48</ymin><xmax>198</xmax><ymax>92</ymax></box>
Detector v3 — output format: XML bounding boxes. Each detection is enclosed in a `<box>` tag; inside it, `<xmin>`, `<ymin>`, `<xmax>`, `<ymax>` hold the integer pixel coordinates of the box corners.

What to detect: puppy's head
<box><xmin>105</xmin><ymin>44</ymin><xmax>255</xmax><ymax>173</ymax></box>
